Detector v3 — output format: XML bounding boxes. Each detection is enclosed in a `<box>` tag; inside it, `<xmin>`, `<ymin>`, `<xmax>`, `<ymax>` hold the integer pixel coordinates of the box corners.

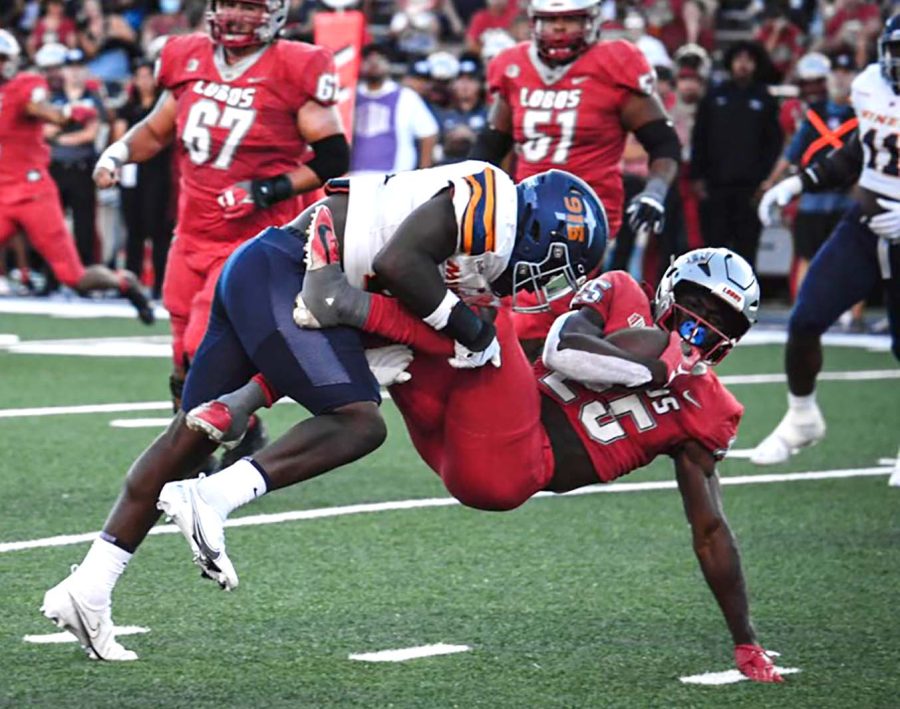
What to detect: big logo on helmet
<box><xmin>563</xmin><ymin>195</ymin><xmax>586</xmax><ymax>242</ymax></box>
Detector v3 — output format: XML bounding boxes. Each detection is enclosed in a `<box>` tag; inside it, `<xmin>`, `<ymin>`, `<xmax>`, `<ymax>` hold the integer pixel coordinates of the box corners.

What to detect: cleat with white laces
<box><xmin>41</xmin><ymin>572</ymin><xmax>138</xmax><ymax>661</ymax></box>
<box><xmin>750</xmin><ymin>405</ymin><xmax>826</xmax><ymax>465</ymax></box>
<box><xmin>185</xmin><ymin>400</ymin><xmax>245</xmax><ymax>449</ymax></box>
<box><xmin>157</xmin><ymin>479</ymin><xmax>239</xmax><ymax>591</ymax></box>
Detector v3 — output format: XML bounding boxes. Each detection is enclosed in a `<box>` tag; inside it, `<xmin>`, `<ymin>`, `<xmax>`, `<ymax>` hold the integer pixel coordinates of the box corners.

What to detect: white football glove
<box><xmin>365</xmin><ymin>345</ymin><xmax>413</xmax><ymax>386</ymax></box>
<box><xmin>758</xmin><ymin>175</ymin><xmax>802</xmax><ymax>226</ymax></box>
<box><xmin>868</xmin><ymin>198</ymin><xmax>900</xmax><ymax>242</ymax></box>
<box><xmin>293</xmin><ymin>292</ymin><xmax>321</xmax><ymax>328</ymax></box>
<box><xmin>448</xmin><ymin>337</ymin><xmax>501</xmax><ymax>369</ymax></box>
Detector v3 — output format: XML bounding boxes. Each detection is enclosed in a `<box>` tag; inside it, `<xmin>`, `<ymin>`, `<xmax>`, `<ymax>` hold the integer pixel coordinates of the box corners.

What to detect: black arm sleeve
<box><xmin>633</xmin><ymin>119</ymin><xmax>682</xmax><ymax>163</ymax></box>
<box><xmin>800</xmin><ymin>131</ymin><xmax>863</xmax><ymax>193</ymax></box>
<box><xmin>469</xmin><ymin>127</ymin><xmax>514</xmax><ymax>167</ymax></box>
<box><xmin>306</xmin><ymin>132</ymin><xmax>351</xmax><ymax>183</ymax></box>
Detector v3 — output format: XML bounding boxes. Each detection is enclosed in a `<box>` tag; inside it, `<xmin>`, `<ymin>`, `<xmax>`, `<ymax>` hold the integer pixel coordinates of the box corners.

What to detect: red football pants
<box><xmin>365</xmin><ymin>297</ymin><xmax>554</xmax><ymax>510</ymax></box>
<box><xmin>162</xmin><ymin>238</ymin><xmax>229</xmax><ymax>368</ymax></box>
<box><xmin>0</xmin><ymin>190</ymin><xmax>85</xmax><ymax>287</ymax></box>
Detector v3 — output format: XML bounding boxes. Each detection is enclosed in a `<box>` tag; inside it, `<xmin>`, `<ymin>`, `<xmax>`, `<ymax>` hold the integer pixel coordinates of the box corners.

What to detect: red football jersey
<box><xmin>0</xmin><ymin>73</ymin><xmax>55</xmax><ymax>204</ymax></box>
<box><xmin>535</xmin><ymin>272</ymin><xmax>743</xmax><ymax>481</ymax></box>
<box><xmin>488</xmin><ymin>40</ymin><xmax>655</xmax><ymax>235</ymax></box>
<box><xmin>156</xmin><ymin>33</ymin><xmax>338</xmax><ymax>253</ymax></box>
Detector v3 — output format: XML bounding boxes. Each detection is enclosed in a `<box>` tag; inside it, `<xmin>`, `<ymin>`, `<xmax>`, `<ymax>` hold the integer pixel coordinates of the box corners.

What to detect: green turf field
<box><xmin>0</xmin><ymin>311</ymin><xmax>897</xmax><ymax>708</ymax></box>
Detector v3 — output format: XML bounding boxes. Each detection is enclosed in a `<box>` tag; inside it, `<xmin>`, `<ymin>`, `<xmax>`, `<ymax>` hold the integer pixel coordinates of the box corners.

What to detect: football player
<box><xmin>0</xmin><ymin>30</ymin><xmax>152</xmax><ymax>322</ymax></box>
<box><xmin>753</xmin><ymin>17</ymin><xmax>900</xmax><ymax>467</ymax></box>
<box><xmin>41</xmin><ymin>162</ymin><xmax>603</xmax><ymax>661</ymax></box>
<box><xmin>93</xmin><ymin>0</ymin><xmax>351</xmax><ymax>456</ymax></box>
<box><xmin>471</xmin><ymin>0</ymin><xmax>682</xmax><ymax>349</ymax></box>
<box><xmin>188</xmin><ymin>238</ymin><xmax>783</xmax><ymax>683</ymax></box>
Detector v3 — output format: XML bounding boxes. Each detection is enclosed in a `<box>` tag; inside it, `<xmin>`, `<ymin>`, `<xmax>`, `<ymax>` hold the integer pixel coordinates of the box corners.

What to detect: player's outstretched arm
<box><xmin>94</xmin><ymin>91</ymin><xmax>177</xmax><ymax>188</ymax></box>
<box><xmin>674</xmin><ymin>441</ymin><xmax>783</xmax><ymax>683</ymax></box>
<box><xmin>621</xmin><ymin>93</ymin><xmax>680</xmax><ymax>236</ymax></box>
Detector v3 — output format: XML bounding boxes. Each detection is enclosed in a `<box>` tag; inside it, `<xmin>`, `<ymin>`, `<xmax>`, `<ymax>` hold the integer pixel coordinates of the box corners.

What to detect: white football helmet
<box><xmin>0</xmin><ymin>29</ymin><xmax>21</xmax><ymax>80</ymax></box>
<box><xmin>528</xmin><ymin>0</ymin><xmax>601</xmax><ymax>66</ymax></box>
<box><xmin>206</xmin><ymin>0</ymin><xmax>288</xmax><ymax>48</ymax></box>
<box><xmin>654</xmin><ymin>248</ymin><xmax>759</xmax><ymax>364</ymax></box>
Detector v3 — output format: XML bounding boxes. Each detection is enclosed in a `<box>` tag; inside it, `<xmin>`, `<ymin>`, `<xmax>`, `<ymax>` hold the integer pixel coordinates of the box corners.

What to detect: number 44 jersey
<box><xmin>488</xmin><ymin>40</ymin><xmax>655</xmax><ymax>236</ymax></box>
<box><xmin>534</xmin><ymin>272</ymin><xmax>745</xmax><ymax>482</ymax></box>
<box><xmin>156</xmin><ymin>33</ymin><xmax>338</xmax><ymax>251</ymax></box>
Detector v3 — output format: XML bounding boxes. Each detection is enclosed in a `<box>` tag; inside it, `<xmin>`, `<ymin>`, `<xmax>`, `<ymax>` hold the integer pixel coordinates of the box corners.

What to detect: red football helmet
<box><xmin>529</xmin><ymin>0</ymin><xmax>601</xmax><ymax>66</ymax></box>
<box><xmin>206</xmin><ymin>0</ymin><xmax>288</xmax><ymax>48</ymax></box>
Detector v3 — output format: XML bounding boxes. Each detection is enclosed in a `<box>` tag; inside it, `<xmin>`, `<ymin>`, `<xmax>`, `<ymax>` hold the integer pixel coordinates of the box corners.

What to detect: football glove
<box><xmin>365</xmin><ymin>345</ymin><xmax>414</xmax><ymax>386</ymax></box>
<box><xmin>625</xmin><ymin>190</ymin><xmax>665</xmax><ymax>236</ymax></box>
<box><xmin>758</xmin><ymin>176</ymin><xmax>802</xmax><ymax>226</ymax></box>
<box><xmin>734</xmin><ymin>644</ymin><xmax>784</xmax><ymax>683</ymax></box>
<box><xmin>217</xmin><ymin>181</ymin><xmax>256</xmax><ymax>221</ymax></box>
<box><xmin>448</xmin><ymin>336</ymin><xmax>501</xmax><ymax>369</ymax></box>
<box><xmin>62</xmin><ymin>101</ymin><xmax>98</xmax><ymax>125</ymax></box>
<box><xmin>659</xmin><ymin>330</ymin><xmax>704</xmax><ymax>384</ymax></box>
<box><xmin>867</xmin><ymin>198</ymin><xmax>900</xmax><ymax>242</ymax></box>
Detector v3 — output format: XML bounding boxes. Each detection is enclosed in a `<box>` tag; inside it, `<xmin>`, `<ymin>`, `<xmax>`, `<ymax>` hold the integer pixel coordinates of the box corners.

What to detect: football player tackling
<box><xmin>93</xmin><ymin>0</ymin><xmax>350</xmax><ymax>458</ymax></box>
<box><xmin>41</xmin><ymin>163</ymin><xmax>601</xmax><ymax>661</ymax></box>
<box><xmin>185</xmin><ymin>208</ymin><xmax>782</xmax><ymax>681</ymax></box>
<box><xmin>753</xmin><ymin>17</ymin><xmax>900</xmax><ymax>468</ymax></box>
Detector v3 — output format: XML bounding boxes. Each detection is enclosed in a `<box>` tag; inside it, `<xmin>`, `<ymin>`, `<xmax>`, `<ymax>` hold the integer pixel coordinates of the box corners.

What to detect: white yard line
<box><xmin>0</xmin><ymin>368</ymin><xmax>896</xmax><ymax>421</ymax></box>
<box><xmin>23</xmin><ymin>626</ymin><xmax>149</xmax><ymax>644</ymax></box>
<box><xmin>349</xmin><ymin>643</ymin><xmax>470</xmax><ymax>662</ymax></box>
<box><xmin>679</xmin><ymin>667</ymin><xmax>801</xmax><ymax>685</ymax></box>
<box><xmin>0</xmin><ymin>466</ymin><xmax>890</xmax><ymax>555</ymax></box>
<box><xmin>109</xmin><ymin>418</ymin><xmax>173</xmax><ymax>429</ymax></box>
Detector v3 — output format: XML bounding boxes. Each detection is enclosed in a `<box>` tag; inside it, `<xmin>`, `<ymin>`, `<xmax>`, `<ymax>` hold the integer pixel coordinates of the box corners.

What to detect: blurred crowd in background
<box><xmin>0</xmin><ymin>0</ymin><xmax>895</xmax><ymax>316</ymax></box>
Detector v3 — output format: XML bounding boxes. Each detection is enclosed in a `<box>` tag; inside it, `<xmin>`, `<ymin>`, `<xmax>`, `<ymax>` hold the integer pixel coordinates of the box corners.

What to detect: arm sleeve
<box><xmin>800</xmin><ymin>131</ymin><xmax>862</xmax><ymax>192</ymax></box>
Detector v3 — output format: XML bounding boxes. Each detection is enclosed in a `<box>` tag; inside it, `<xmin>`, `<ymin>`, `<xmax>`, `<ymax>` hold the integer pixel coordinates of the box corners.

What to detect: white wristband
<box><xmin>423</xmin><ymin>290</ymin><xmax>460</xmax><ymax>330</ymax></box>
<box><xmin>97</xmin><ymin>141</ymin><xmax>130</xmax><ymax>171</ymax></box>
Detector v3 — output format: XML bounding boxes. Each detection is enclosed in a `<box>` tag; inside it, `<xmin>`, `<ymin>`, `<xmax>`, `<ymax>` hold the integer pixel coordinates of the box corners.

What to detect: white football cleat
<box><xmin>41</xmin><ymin>572</ymin><xmax>138</xmax><ymax>661</ymax></box>
<box><xmin>750</xmin><ymin>405</ymin><xmax>827</xmax><ymax>465</ymax></box>
<box><xmin>157</xmin><ymin>479</ymin><xmax>239</xmax><ymax>591</ymax></box>
<box><xmin>889</xmin><ymin>446</ymin><xmax>900</xmax><ymax>488</ymax></box>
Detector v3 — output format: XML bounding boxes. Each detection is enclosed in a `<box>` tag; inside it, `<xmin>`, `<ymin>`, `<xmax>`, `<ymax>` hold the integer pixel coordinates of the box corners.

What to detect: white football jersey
<box><xmin>853</xmin><ymin>64</ymin><xmax>900</xmax><ymax>198</ymax></box>
<box><xmin>341</xmin><ymin>160</ymin><xmax>518</xmax><ymax>300</ymax></box>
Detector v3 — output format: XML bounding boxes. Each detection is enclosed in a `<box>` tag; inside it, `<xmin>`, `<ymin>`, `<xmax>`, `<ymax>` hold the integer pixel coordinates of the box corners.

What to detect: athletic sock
<box><xmin>788</xmin><ymin>391</ymin><xmax>818</xmax><ymax>413</ymax></box>
<box><xmin>197</xmin><ymin>457</ymin><xmax>270</xmax><ymax>519</ymax></box>
<box><xmin>70</xmin><ymin>537</ymin><xmax>132</xmax><ymax>608</ymax></box>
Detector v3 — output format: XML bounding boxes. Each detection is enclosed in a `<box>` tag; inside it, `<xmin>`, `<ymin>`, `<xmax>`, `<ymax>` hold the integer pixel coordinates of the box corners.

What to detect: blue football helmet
<box><xmin>504</xmin><ymin>169</ymin><xmax>608</xmax><ymax>312</ymax></box>
<box><xmin>880</xmin><ymin>15</ymin><xmax>900</xmax><ymax>93</ymax></box>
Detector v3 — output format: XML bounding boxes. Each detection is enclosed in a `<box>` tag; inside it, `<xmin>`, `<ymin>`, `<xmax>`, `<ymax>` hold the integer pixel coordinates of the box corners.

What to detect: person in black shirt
<box><xmin>112</xmin><ymin>59</ymin><xmax>173</xmax><ymax>298</ymax></box>
<box><xmin>690</xmin><ymin>41</ymin><xmax>782</xmax><ymax>268</ymax></box>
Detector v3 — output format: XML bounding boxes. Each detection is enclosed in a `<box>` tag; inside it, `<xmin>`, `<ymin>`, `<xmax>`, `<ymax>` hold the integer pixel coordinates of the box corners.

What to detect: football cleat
<box><xmin>305</xmin><ymin>204</ymin><xmax>340</xmax><ymax>271</ymax></box>
<box><xmin>157</xmin><ymin>479</ymin><xmax>239</xmax><ymax>591</ymax></box>
<box><xmin>220</xmin><ymin>414</ymin><xmax>268</xmax><ymax>469</ymax></box>
<box><xmin>119</xmin><ymin>273</ymin><xmax>155</xmax><ymax>325</ymax></box>
<box><xmin>186</xmin><ymin>400</ymin><xmax>245</xmax><ymax>449</ymax></box>
<box><xmin>41</xmin><ymin>571</ymin><xmax>138</xmax><ymax>661</ymax></box>
<box><xmin>750</xmin><ymin>405</ymin><xmax>826</xmax><ymax>465</ymax></box>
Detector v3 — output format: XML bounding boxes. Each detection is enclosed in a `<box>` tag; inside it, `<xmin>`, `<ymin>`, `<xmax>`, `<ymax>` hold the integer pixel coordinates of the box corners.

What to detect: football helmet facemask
<box><xmin>529</xmin><ymin>0</ymin><xmax>601</xmax><ymax>66</ymax></box>
<box><xmin>207</xmin><ymin>0</ymin><xmax>288</xmax><ymax>49</ymax></box>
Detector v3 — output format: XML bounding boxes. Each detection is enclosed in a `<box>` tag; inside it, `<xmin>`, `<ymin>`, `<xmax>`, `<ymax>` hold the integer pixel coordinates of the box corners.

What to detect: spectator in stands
<box><xmin>821</xmin><ymin>0</ymin><xmax>881</xmax><ymax>70</ymax></box>
<box><xmin>76</xmin><ymin>0</ymin><xmax>138</xmax><ymax>88</ymax></box>
<box><xmin>755</xmin><ymin>0</ymin><xmax>804</xmax><ymax>81</ymax></box>
<box><xmin>465</xmin><ymin>0</ymin><xmax>520</xmax><ymax>54</ymax></box>
<box><xmin>350</xmin><ymin>43</ymin><xmax>438</xmax><ymax>175</ymax></box>
<box><xmin>690</xmin><ymin>40</ymin><xmax>782</xmax><ymax>268</ymax></box>
<box><xmin>141</xmin><ymin>0</ymin><xmax>192</xmax><ymax>53</ymax></box>
<box><xmin>434</xmin><ymin>53</ymin><xmax>487</xmax><ymax>164</ymax></box>
<box><xmin>402</xmin><ymin>56</ymin><xmax>433</xmax><ymax>99</ymax></box>
<box><xmin>114</xmin><ymin>59</ymin><xmax>173</xmax><ymax>299</ymax></box>
<box><xmin>423</xmin><ymin>49</ymin><xmax>459</xmax><ymax>111</ymax></box>
<box><xmin>43</xmin><ymin>46</ymin><xmax>106</xmax><ymax>269</ymax></box>
<box><xmin>478</xmin><ymin>27</ymin><xmax>516</xmax><ymax>64</ymax></box>
<box><xmin>624</xmin><ymin>10</ymin><xmax>673</xmax><ymax>69</ymax></box>
<box><xmin>27</xmin><ymin>0</ymin><xmax>77</xmax><ymax>56</ymax></box>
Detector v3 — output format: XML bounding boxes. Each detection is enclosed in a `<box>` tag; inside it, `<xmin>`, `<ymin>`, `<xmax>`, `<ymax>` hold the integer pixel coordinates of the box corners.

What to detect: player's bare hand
<box><xmin>449</xmin><ymin>337</ymin><xmax>501</xmax><ymax>369</ymax></box>
<box><xmin>734</xmin><ymin>644</ymin><xmax>784</xmax><ymax>683</ymax></box>
<box><xmin>218</xmin><ymin>182</ymin><xmax>257</xmax><ymax>221</ymax></box>
<box><xmin>93</xmin><ymin>167</ymin><xmax>117</xmax><ymax>188</ymax></box>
